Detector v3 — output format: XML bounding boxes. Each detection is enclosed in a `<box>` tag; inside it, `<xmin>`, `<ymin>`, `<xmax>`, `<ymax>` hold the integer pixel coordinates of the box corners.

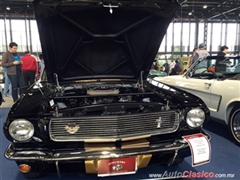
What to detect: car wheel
<box><xmin>22</xmin><ymin>172</ymin><xmax>41</xmax><ymax>179</ymax></box>
<box><xmin>229</xmin><ymin>107</ymin><xmax>240</xmax><ymax>146</ymax></box>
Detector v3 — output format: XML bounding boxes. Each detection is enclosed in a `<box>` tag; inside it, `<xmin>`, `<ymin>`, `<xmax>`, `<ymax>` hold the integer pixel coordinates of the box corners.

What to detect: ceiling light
<box><xmin>6</xmin><ymin>6</ymin><xmax>11</xmax><ymax>10</ymax></box>
<box><xmin>203</xmin><ymin>5</ymin><xmax>207</xmax><ymax>9</ymax></box>
<box><xmin>188</xmin><ymin>12</ymin><xmax>192</xmax><ymax>16</ymax></box>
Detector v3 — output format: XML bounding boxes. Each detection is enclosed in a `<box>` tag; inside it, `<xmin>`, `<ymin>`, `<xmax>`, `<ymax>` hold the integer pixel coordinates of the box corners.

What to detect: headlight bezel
<box><xmin>9</xmin><ymin>119</ymin><xmax>35</xmax><ymax>142</ymax></box>
<box><xmin>186</xmin><ymin>108</ymin><xmax>206</xmax><ymax>128</ymax></box>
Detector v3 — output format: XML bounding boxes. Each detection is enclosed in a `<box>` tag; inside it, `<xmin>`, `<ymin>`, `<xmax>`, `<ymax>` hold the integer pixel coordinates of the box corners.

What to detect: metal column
<box><xmin>203</xmin><ymin>22</ymin><xmax>208</xmax><ymax>45</ymax></box>
<box><xmin>180</xmin><ymin>21</ymin><xmax>183</xmax><ymax>56</ymax></box>
<box><xmin>25</xmin><ymin>17</ymin><xmax>29</xmax><ymax>51</ymax></box>
<box><xmin>172</xmin><ymin>21</ymin><xmax>174</xmax><ymax>57</ymax></box>
<box><xmin>4</xmin><ymin>16</ymin><xmax>8</xmax><ymax>50</ymax></box>
<box><xmin>9</xmin><ymin>19</ymin><xmax>13</xmax><ymax>42</ymax></box>
<box><xmin>165</xmin><ymin>25</ymin><xmax>168</xmax><ymax>58</ymax></box>
<box><xmin>225</xmin><ymin>22</ymin><xmax>228</xmax><ymax>46</ymax></box>
<box><xmin>210</xmin><ymin>23</ymin><xmax>213</xmax><ymax>54</ymax></box>
<box><xmin>220</xmin><ymin>21</ymin><xmax>223</xmax><ymax>47</ymax></box>
<box><xmin>188</xmin><ymin>21</ymin><xmax>191</xmax><ymax>55</ymax></box>
<box><xmin>237</xmin><ymin>22</ymin><xmax>240</xmax><ymax>55</ymax></box>
<box><xmin>235</xmin><ymin>19</ymin><xmax>239</xmax><ymax>55</ymax></box>
<box><xmin>195</xmin><ymin>22</ymin><xmax>199</xmax><ymax>48</ymax></box>
<box><xmin>28</xmin><ymin>19</ymin><xmax>33</xmax><ymax>53</ymax></box>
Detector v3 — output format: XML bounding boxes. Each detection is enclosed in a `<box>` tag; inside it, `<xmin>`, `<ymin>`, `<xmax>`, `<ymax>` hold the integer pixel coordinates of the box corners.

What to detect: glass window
<box><xmin>167</xmin><ymin>23</ymin><xmax>173</xmax><ymax>52</ymax></box>
<box><xmin>30</xmin><ymin>20</ymin><xmax>42</xmax><ymax>52</ymax></box>
<box><xmin>222</xmin><ymin>23</ymin><xmax>226</xmax><ymax>46</ymax></box>
<box><xmin>212</xmin><ymin>23</ymin><xmax>221</xmax><ymax>51</ymax></box>
<box><xmin>11</xmin><ymin>20</ymin><xmax>27</xmax><ymax>52</ymax></box>
<box><xmin>226</xmin><ymin>23</ymin><xmax>237</xmax><ymax>52</ymax></box>
<box><xmin>182</xmin><ymin>23</ymin><xmax>189</xmax><ymax>52</ymax></box>
<box><xmin>198</xmin><ymin>23</ymin><xmax>204</xmax><ymax>45</ymax></box>
<box><xmin>25</xmin><ymin>19</ymin><xmax>31</xmax><ymax>51</ymax></box>
<box><xmin>207</xmin><ymin>23</ymin><xmax>212</xmax><ymax>51</ymax></box>
<box><xmin>173</xmin><ymin>23</ymin><xmax>181</xmax><ymax>52</ymax></box>
<box><xmin>189</xmin><ymin>23</ymin><xmax>196</xmax><ymax>52</ymax></box>
<box><xmin>0</xmin><ymin>20</ymin><xmax>6</xmax><ymax>52</ymax></box>
<box><xmin>5</xmin><ymin>20</ymin><xmax>11</xmax><ymax>48</ymax></box>
<box><xmin>159</xmin><ymin>35</ymin><xmax>166</xmax><ymax>52</ymax></box>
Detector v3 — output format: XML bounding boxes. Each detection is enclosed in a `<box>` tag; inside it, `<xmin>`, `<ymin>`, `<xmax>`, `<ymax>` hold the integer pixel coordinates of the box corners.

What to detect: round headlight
<box><xmin>186</xmin><ymin>108</ymin><xmax>205</xmax><ymax>128</ymax></box>
<box><xmin>9</xmin><ymin>119</ymin><xmax>34</xmax><ymax>141</ymax></box>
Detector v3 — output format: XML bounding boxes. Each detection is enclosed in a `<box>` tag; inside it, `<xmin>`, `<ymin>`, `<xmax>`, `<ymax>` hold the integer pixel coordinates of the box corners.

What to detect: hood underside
<box><xmin>33</xmin><ymin>0</ymin><xmax>179</xmax><ymax>83</ymax></box>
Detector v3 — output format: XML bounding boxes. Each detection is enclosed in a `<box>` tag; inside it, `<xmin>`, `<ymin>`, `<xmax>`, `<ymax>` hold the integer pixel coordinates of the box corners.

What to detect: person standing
<box><xmin>216</xmin><ymin>45</ymin><xmax>229</xmax><ymax>72</ymax></box>
<box><xmin>217</xmin><ymin>46</ymin><xmax>229</xmax><ymax>56</ymax></box>
<box><xmin>2</xmin><ymin>42</ymin><xmax>26</xmax><ymax>102</ymax></box>
<box><xmin>169</xmin><ymin>59</ymin><xmax>175</xmax><ymax>74</ymax></box>
<box><xmin>192</xmin><ymin>43</ymin><xmax>210</xmax><ymax>74</ymax></box>
<box><xmin>3</xmin><ymin>67</ymin><xmax>12</xmax><ymax>97</ymax></box>
<box><xmin>38</xmin><ymin>54</ymin><xmax>45</xmax><ymax>79</ymax></box>
<box><xmin>173</xmin><ymin>60</ymin><xmax>181</xmax><ymax>75</ymax></box>
<box><xmin>21</xmin><ymin>50</ymin><xmax>38</xmax><ymax>86</ymax></box>
<box><xmin>163</xmin><ymin>60</ymin><xmax>169</xmax><ymax>75</ymax></box>
<box><xmin>188</xmin><ymin>47</ymin><xmax>198</xmax><ymax>68</ymax></box>
<box><xmin>152</xmin><ymin>60</ymin><xmax>158</xmax><ymax>70</ymax></box>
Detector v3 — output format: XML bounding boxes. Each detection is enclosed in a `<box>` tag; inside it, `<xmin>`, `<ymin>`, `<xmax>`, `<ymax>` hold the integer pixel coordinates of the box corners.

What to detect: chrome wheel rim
<box><xmin>231</xmin><ymin>109</ymin><xmax>240</xmax><ymax>143</ymax></box>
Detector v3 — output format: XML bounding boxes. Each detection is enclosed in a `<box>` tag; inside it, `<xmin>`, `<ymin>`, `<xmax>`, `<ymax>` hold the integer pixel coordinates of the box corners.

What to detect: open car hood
<box><xmin>33</xmin><ymin>0</ymin><xmax>179</xmax><ymax>83</ymax></box>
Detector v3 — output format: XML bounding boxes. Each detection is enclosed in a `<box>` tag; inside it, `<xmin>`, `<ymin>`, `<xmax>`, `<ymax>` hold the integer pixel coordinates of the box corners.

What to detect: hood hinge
<box><xmin>54</xmin><ymin>73</ymin><xmax>64</xmax><ymax>93</ymax></box>
<box><xmin>136</xmin><ymin>71</ymin><xmax>145</xmax><ymax>92</ymax></box>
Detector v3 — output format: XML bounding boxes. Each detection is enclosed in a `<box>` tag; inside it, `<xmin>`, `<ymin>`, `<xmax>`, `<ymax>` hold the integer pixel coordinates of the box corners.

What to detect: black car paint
<box><xmin>33</xmin><ymin>0</ymin><xmax>179</xmax><ymax>82</ymax></box>
<box><xmin>4</xmin><ymin>80</ymin><xmax>210</xmax><ymax>142</ymax></box>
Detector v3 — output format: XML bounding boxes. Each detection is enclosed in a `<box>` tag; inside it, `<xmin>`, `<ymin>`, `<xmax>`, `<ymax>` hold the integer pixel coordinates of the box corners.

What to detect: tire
<box><xmin>22</xmin><ymin>172</ymin><xmax>41</xmax><ymax>179</ymax></box>
<box><xmin>229</xmin><ymin>107</ymin><xmax>240</xmax><ymax>146</ymax></box>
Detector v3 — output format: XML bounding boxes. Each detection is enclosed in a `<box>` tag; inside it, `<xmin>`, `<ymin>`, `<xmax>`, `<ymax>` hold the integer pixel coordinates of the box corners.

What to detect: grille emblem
<box><xmin>156</xmin><ymin>117</ymin><xmax>163</xmax><ymax>128</ymax></box>
<box><xmin>65</xmin><ymin>123</ymin><xmax>79</xmax><ymax>134</ymax></box>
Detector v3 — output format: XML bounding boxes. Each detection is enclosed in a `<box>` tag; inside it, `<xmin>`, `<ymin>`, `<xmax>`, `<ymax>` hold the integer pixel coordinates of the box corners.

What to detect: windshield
<box><xmin>205</xmin><ymin>56</ymin><xmax>240</xmax><ymax>73</ymax></box>
<box><xmin>185</xmin><ymin>56</ymin><xmax>240</xmax><ymax>79</ymax></box>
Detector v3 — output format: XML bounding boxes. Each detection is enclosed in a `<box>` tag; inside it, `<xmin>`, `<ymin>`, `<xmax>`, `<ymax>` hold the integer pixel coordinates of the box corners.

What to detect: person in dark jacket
<box><xmin>216</xmin><ymin>46</ymin><xmax>229</xmax><ymax>72</ymax></box>
<box><xmin>217</xmin><ymin>46</ymin><xmax>228</xmax><ymax>56</ymax></box>
<box><xmin>170</xmin><ymin>60</ymin><xmax>181</xmax><ymax>75</ymax></box>
<box><xmin>2</xmin><ymin>42</ymin><xmax>26</xmax><ymax>102</ymax></box>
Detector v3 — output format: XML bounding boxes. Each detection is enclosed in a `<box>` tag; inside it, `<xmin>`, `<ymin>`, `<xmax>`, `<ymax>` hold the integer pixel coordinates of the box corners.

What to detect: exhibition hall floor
<box><xmin>0</xmin><ymin>107</ymin><xmax>239</xmax><ymax>180</ymax></box>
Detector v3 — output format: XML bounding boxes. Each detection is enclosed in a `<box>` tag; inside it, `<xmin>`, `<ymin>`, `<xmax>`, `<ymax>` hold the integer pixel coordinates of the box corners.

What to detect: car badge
<box><xmin>65</xmin><ymin>123</ymin><xmax>79</xmax><ymax>134</ymax></box>
<box><xmin>156</xmin><ymin>117</ymin><xmax>163</xmax><ymax>128</ymax></box>
<box><xmin>112</xmin><ymin>164</ymin><xmax>122</xmax><ymax>171</ymax></box>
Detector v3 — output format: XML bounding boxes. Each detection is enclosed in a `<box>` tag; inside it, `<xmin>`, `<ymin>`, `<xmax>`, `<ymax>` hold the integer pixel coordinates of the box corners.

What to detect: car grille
<box><xmin>49</xmin><ymin>111</ymin><xmax>179</xmax><ymax>142</ymax></box>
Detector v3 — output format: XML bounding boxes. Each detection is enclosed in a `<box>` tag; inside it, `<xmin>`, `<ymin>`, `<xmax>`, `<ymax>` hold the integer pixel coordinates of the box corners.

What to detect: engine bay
<box><xmin>42</xmin><ymin>83</ymin><xmax>172</xmax><ymax>117</ymax></box>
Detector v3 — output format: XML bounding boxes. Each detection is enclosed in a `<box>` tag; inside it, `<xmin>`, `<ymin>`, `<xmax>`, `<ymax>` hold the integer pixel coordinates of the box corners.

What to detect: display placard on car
<box><xmin>183</xmin><ymin>133</ymin><xmax>211</xmax><ymax>166</ymax></box>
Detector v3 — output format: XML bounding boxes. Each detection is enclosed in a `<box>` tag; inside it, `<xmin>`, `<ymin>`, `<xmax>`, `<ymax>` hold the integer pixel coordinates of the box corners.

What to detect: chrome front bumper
<box><xmin>5</xmin><ymin>131</ymin><xmax>211</xmax><ymax>162</ymax></box>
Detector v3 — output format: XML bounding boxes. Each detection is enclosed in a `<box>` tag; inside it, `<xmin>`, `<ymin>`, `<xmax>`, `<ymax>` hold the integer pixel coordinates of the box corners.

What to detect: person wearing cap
<box><xmin>192</xmin><ymin>43</ymin><xmax>210</xmax><ymax>74</ymax></box>
<box><xmin>217</xmin><ymin>45</ymin><xmax>229</xmax><ymax>56</ymax></box>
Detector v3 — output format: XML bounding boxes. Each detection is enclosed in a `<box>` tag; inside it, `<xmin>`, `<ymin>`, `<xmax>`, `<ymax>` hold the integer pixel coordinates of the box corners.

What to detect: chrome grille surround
<box><xmin>49</xmin><ymin>111</ymin><xmax>180</xmax><ymax>142</ymax></box>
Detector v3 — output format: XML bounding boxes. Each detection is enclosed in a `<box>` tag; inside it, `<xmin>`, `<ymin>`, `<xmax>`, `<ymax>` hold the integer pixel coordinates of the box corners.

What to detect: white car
<box><xmin>153</xmin><ymin>56</ymin><xmax>240</xmax><ymax>145</ymax></box>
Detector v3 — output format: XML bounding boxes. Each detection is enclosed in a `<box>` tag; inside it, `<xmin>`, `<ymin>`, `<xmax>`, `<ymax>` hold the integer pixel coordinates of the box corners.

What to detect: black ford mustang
<box><xmin>3</xmin><ymin>0</ymin><xmax>211</xmax><ymax>179</ymax></box>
